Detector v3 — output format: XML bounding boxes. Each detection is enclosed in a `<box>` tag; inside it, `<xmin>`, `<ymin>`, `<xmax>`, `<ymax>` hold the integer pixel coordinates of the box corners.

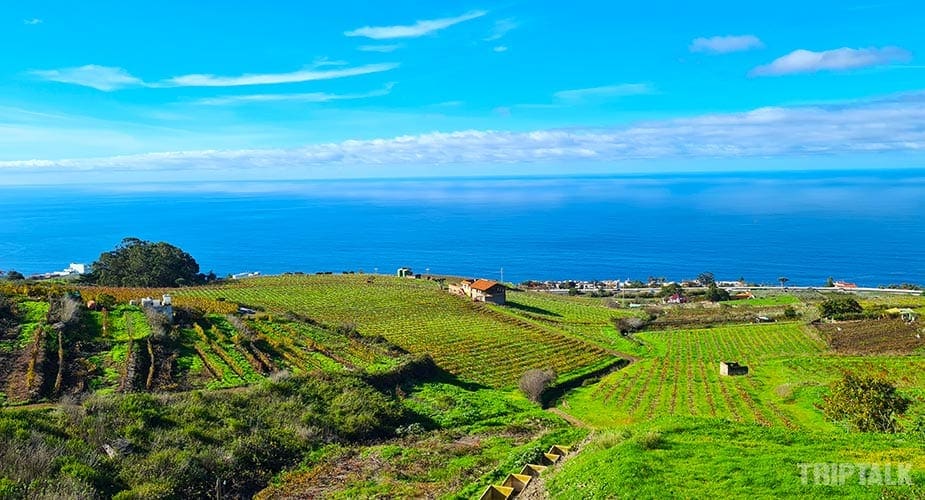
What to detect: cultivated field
<box><xmin>175</xmin><ymin>275</ymin><xmax>614</xmax><ymax>387</ymax></box>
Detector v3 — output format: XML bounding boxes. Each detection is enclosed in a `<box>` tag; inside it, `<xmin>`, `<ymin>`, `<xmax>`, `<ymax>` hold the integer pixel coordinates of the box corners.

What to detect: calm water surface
<box><xmin>1</xmin><ymin>170</ymin><xmax>923</xmax><ymax>285</ymax></box>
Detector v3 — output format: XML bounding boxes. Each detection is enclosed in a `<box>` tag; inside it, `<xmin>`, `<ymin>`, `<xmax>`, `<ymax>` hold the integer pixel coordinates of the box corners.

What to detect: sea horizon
<box><xmin>4</xmin><ymin>168</ymin><xmax>924</xmax><ymax>286</ymax></box>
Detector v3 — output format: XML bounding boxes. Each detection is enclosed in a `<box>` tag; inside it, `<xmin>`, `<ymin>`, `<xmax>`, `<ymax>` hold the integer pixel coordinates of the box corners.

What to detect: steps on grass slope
<box><xmin>478</xmin><ymin>445</ymin><xmax>572</xmax><ymax>500</ymax></box>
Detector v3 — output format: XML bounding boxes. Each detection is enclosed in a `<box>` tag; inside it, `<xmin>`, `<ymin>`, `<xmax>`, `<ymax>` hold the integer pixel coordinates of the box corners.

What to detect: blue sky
<box><xmin>2</xmin><ymin>0</ymin><xmax>925</xmax><ymax>183</ymax></box>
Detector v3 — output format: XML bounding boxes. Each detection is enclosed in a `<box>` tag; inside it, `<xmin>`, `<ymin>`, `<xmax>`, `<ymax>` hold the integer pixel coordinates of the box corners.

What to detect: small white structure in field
<box><xmin>140</xmin><ymin>294</ymin><xmax>174</xmax><ymax>323</ymax></box>
<box><xmin>719</xmin><ymin>361</ymin><xmax>748</xmax><ymax>376</ymax></box>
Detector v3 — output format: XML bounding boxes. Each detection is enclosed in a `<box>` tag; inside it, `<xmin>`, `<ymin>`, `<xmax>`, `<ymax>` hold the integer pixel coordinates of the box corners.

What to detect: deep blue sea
<box><xmin>1</xmin><ymin>170</ymin><xmax>924</xmax><ymax>286</ymax></box>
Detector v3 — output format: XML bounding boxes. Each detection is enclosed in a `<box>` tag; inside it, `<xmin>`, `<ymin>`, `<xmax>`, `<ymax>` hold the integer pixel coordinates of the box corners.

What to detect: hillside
<box><xmin>1</xmin><ymin>278</ymin><xmax>924</xmax><ymax>498</ymax></box>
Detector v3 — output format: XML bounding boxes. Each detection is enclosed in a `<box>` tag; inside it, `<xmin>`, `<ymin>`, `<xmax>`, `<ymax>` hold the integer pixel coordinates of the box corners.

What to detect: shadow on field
<box><xmin>541</xmin><ymin>357</ymin><xmax>631</xmax><ymax>408</ymax></box>
<box><xmin>504</xmin><ymin>301</ymin><xmax>563</xmax><ymax>318</ymax></box>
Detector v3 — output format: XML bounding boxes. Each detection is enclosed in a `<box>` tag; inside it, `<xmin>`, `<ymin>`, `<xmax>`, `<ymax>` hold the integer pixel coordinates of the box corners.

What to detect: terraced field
<box><xmin>177</xmin><ymin>276</ymin><xmax>613</xmax><ymax>387</ymax></box>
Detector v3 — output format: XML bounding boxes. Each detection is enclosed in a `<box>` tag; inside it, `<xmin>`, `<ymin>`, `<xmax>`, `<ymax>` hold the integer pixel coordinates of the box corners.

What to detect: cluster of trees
<box><xmin>86</xmin><ymin>238</ymin><xmax>215</xmax><ymax>288</ymax></box>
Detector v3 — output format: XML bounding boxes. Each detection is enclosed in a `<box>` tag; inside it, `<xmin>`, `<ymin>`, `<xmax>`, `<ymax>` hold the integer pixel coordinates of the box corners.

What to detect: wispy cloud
<box><xmin>690</xmin><ymin>34</ymin><xmax>763</xmax><ymax>54</ymax></box>
<box><xmin>7</xmin><ymin>91</ymin><xmax>925</xmax><ymax>173</ymax></box>
<box><xmin>484</xmin><ymin>18</ymin><xmax>518</xmax><ymax>41</ymax></box>
<box><xmin>196</xmin><ymin>84</ymin><xmax>395</xmax><ymax>106</ymax></box>
<box><xmin>554</xmin><ymin>83</ymin><xmax>654</xmax><ymax>103</ymax></box>
<box><xmin>31</xmin><ymin>62</ymin><xmax>399</xmax><ymax>90</ymax></box>
<box><xmin>344</xmin><ymin>10</ymin><xmax>487</xmax><ymax>39</ymax></box>
<box><xmin>493</xmin><ymin>46</ymin><xmax>508</xmax><ymax>53</ymax></box>
<box><xmin>30</xmin><ymin>65</ymin><xmax>145</xmax><ymax>91</ymax></box>
<box><xmin>751</xmin><ymin>46</ymin><xmax>911</xmax><ymax>76</ymax></box>
<box><xmin>357</xmin><ymin>44</ymin><xmax>403</xmax><ymax>53</ymax></box>
<box><xmin>23</xmin><ymin>18</ymin><xmax>43</xmax><ymax>25</ymax></box>
<box><xmin>164</xmin><ymin>63</ymin><xmax>398</xmax><ymax>87</ymax></box>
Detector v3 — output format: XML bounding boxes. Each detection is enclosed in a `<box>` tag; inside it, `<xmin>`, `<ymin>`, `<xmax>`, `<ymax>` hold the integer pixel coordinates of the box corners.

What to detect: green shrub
<box><xmin>820</xmin><ymin>372</ymin><xmax>911</xmax><ymax>432</ymax></box>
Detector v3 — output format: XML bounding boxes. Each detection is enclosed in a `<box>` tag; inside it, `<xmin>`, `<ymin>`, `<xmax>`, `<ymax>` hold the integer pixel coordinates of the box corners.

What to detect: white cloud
<box><xmin>30</xmin><ymin>65</ymin><xmax>145</xmax><ymax>91</ymax></box>
<box><xmin>5</xmin><ymin>91</ymin><xmax>925</xmax><ymax>175</ymax></box>
<box><xmin>163</xmin><ymin>62</ymin><xmax>399</xmax><ymax>87</ymax></box>
<box><xmin>344</xmin><ymin>10</ymin><xmax>487</xmax><ymax>39</ymax></box>
<box><xmin>751</xmin><ymin>46</ymin><xmax>911</xmax><ymax>76</ymax></box>
<box><xmin>493</xmin><ymin>46</ymin><xmax>508</xmax><ymax>53</ymax></box>
<box><xmin>554</xmin><ymin>83</ymin><xmax>654</xmax><ymax>102</ymax></box>
<box><xmin>484</xmin><ymin>18</ymin><xmax>518</xmax><ymax>41</ymax></box>
<box><xmin>357</xmin><ymin>44</ymin><xmax>403</xmax><ymax>53</ymax></box>
<box><xmin>31</xmin><ymin>62</ymin><xmax>399</xmax><ymax>90</ymax></box>
<box><xmin>24</xmin><ymin>18</ymin><xmax>43</xmax><ymax>25</ymax></box>
<box><xmin>196</xmin><ymin>84</ymin><xmax>395</xmax><ymax>105</ymax></box>
<box><xmin>690</xmin><ymin>35</ymin><xmax>764</xmax><ymax>54</ymax></box>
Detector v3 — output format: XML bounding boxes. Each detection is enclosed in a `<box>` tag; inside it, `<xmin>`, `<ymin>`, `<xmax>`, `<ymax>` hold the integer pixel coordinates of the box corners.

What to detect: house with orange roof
<box><xmin>448</xmin><ymin>278</ymin><xmax>507</xmax><ymax>305</ymax></box>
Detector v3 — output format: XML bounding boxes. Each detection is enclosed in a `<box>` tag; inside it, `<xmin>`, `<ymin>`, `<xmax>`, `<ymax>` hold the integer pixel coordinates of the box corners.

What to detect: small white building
<box><xmin>141</xmin><ymin>294</ymin><xmax>174</xmax><ymax>323</ymax></box>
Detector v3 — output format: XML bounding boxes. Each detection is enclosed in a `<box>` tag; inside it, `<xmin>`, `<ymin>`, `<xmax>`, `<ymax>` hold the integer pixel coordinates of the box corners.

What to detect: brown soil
<box><xmin>815</xmin><ymin>319</ymin><xmax>924</xmax><ymax>355</ymax></box>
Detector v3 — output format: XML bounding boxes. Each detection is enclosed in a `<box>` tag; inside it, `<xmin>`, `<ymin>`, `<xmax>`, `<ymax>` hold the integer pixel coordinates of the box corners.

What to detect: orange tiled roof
<box><xmin>470</xmin><ymin>279</ymin><xmax>501</xmax><ymax>291</ymax></box>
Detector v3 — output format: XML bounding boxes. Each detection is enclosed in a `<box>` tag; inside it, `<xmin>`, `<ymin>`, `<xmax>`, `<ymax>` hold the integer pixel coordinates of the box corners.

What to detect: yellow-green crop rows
<box><xmin>177</xmin><ymin>275</ymin><xmax>612</xmax><ymax>387</ymax></box>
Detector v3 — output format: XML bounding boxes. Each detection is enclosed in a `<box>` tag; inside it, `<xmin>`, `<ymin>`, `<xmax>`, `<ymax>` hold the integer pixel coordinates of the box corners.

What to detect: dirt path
<box><xmin>547</xmin><ymin>407</ymin><xmax>591</xmax><ymax>429</ymax></box>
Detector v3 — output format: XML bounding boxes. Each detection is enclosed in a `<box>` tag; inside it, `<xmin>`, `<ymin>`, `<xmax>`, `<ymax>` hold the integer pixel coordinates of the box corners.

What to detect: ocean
<box><xmin>1</xmin><ymin>169</ymin><xmax>924</xmax><ymax>286</ymax></box>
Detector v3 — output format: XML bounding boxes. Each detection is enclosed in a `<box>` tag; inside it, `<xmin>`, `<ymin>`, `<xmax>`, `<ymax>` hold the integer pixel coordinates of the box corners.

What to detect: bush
<box><xmin>819</xmin><ymin>296</ymin><xmax>863</xmax><ymax>319</ymax></box>
<box><xmin>519</xmin><ymin>368</ymin><xmax>557</xmax><ymax>403</ymax></box>
<box><xmin>783</xmin><ymin>306</ymin><xmax>799</xmax><ymax>319</ymax></box>
<box><xmin>705</xmin><ymin>283</ymin><xmax>730</xmax><ymax>303</ymax></box>
<box><xmin>820</xmin><ymin>372</ymin><xmax>911</xmax><ymax>432</ymax></box>
<box><xmin>614</xmin><ymin>316</ymin><xmax>647</xmax><ymax>334</ymax></box>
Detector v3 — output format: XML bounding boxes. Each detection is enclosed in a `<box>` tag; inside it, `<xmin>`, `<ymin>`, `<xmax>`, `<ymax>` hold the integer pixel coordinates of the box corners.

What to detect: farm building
<box><xmin>397</xmin><ymin>267</ymin><xmax>414</xmax><ymax>278</ymax></box>
<box><xmin>833</xmin><ymin>281</ymin><xmax>858</xmax><ymax>289</ymax></box>
<box><xmin>140</xmin><ymin>294</ymin><xmax>174</xmax><ymax>323</ymax></box>
<box><xmin>449</xmin><ymin>278</ymin><xmax>507</xmax><ymax>305</ymax></box>
<box><xmin>719</xmin><ymin>361</ymin><xmax>748</xmax><ymax>376</ymax></box>
<box><xmin>665</xmin><ymin>293</ymin><xmax>687</xmax><ymax>304</ymax></box>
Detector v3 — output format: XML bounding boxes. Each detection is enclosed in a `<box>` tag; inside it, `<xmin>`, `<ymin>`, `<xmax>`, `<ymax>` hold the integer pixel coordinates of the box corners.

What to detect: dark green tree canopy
<box><xmin>88</xmin><ymin>238</ymin><xmax>206</xmax><ymax>287</ymax></box>
<box><xmin>818</xmin><ymin>296</ymin><xmax>863</xmax><ymax>319</ymax></box>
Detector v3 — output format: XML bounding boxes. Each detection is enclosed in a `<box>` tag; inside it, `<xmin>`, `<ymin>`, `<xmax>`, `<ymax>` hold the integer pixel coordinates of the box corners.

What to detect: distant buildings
<box><xmin>397</xmin><ymin>267</ymin><xmax>414</xmax><ymax>278</ymax></box>
<box><xmin>32</xmin><ymin>263</ymin><xmax>86</xmax><ymax>279</ymax></box>
<box><xmin>833</xmin><ymin>281</ymin><xmax>858</xmax><ymax>289</ymax></box>
<box><xmin>449</xmin><ymin>278</ymin><xmax>507</xmax><ymax>305</ymax></box>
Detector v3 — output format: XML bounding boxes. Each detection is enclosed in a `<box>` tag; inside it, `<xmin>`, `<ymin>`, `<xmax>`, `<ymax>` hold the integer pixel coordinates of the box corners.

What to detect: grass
<box><xmin>546</xmin><ymin>417</ymin><xmax>925</xmax><ymax>499</ymax></box>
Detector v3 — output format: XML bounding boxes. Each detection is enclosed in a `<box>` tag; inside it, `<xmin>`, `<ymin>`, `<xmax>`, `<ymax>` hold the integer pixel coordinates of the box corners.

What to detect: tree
<box><xmin>519</xmin><ymin>368</ymin><xmax>557</xmax><ymax>403</ymax></box>
<box><xmin>821</xmin><ymin>373</ymin><xmax>911</xmax><ymax>432</ymax></box>
<box><xmin>819</xmin><ymin>296</ymin><xmax>863</xmax><ymax>319</ymax></box>
<box><xmin>705</xmin><ymin>282</ymin><xmax>730</xmax><ymax>302</ymax></box>
<box><xmin>87</xmin><ymin>237</ymin><xmax>206</xmax><ymax>288</ymax></box>
<box><xmin>778</xmin><ymin>276</ymin><xmax>789</xmax><ymax>288</ymax></box>
<box><xmin>697</xmin><ymin>272</ymin><xmax>715</xmax><ymax>286</ymax></box>
<box><xmin>5</xmin><ymin>270</ymin><xmax>24</xmax><ymax>281</ymax></box>
<box><xmin>825</xmin><ymin>276</ymin><xmax>835</xmax><ymax>287</ymax></box>
<box><xmin>659</xmin><ymin>282</ymin><xmax>683</xmax><ymax>298</ymax></box>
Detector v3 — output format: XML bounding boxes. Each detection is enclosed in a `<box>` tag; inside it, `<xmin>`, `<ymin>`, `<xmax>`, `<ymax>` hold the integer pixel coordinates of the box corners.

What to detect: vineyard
<box><xmin>173</xmin><ymin>275</ymin><xmax>614</xmax><ymax>387</ymax></box>
<box><xmin>0</xmin><ymin>289</ymin><xmax>416</xmax><ymax>403</ymax></box>
<box><xmin>565</xmin><ymin>323</ymin><xmax>824</xmax><ymax>428</ymax></box>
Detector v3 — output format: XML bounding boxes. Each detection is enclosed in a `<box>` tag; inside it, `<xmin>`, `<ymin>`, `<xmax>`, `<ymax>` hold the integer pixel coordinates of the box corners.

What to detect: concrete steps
<box><xmin>478</xmin><ymin>445</ymin><xmax>573</xmax><ymax>499</ymax></box>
